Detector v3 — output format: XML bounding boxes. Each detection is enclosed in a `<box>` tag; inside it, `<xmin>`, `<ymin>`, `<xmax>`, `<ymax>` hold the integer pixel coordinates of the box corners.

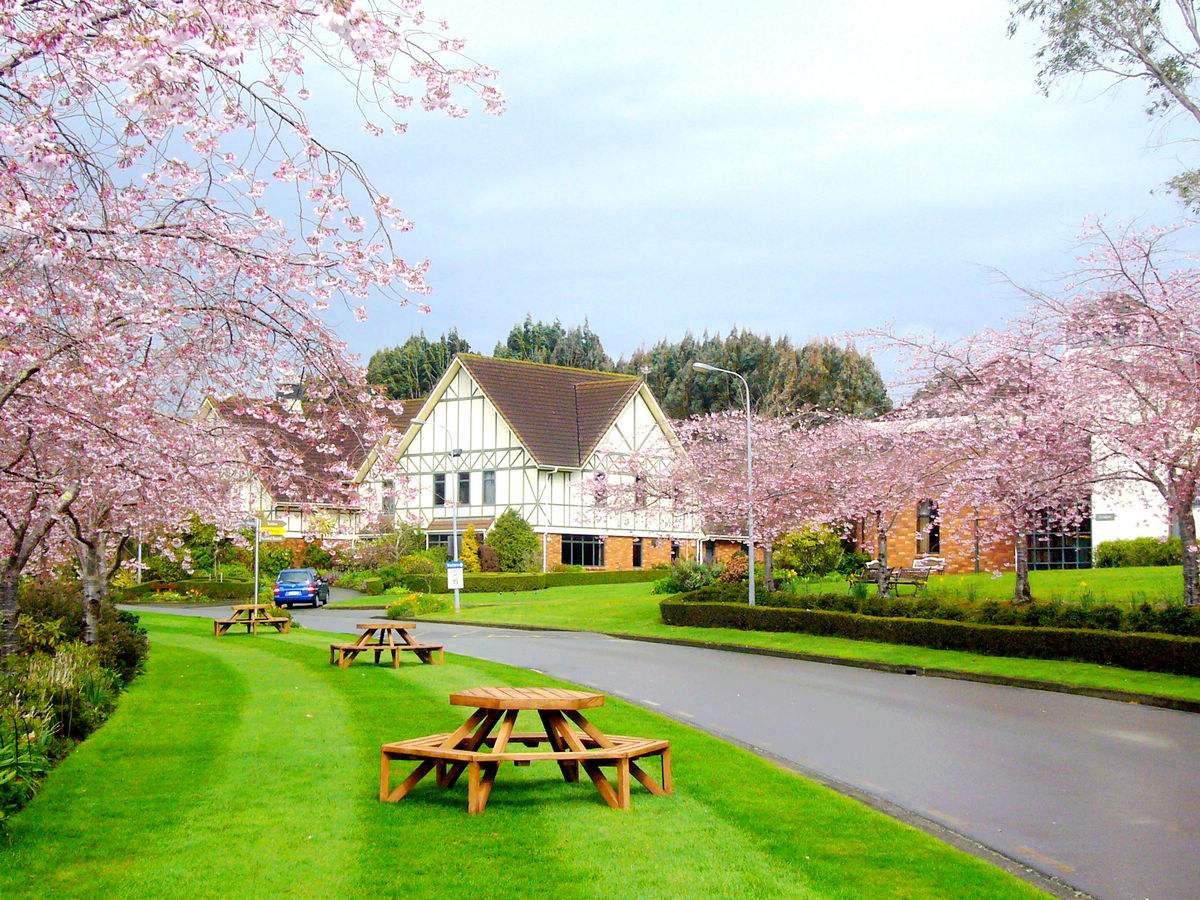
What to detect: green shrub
<box><xmin>773</xmin><ymin>527</ymin><xmax>844</xmax><ymax>577</ymax></box>
<box><xmin>119</xmin><ymin>578</ymin><xmax>254</xmax><ymax>603</ymax></box>
<box><xmin>258</xmin><ymin>545</ymin><xmax>293</xmax><ymax>580</ymax></box>
<box><xmin>543</xmin><ymin>569</ymin><xmax>662</xmax><ymax>587</ymax></box>
<box><xmin>384</xmin><ymin>593</ymin><xmax>447</xmax><ymax>619</ymax></box>
<box><xmin>836</xmin><ymin>549</ymin><xmax>873</xmax><ymax>577</ymax></box>
<box><xmin>651</xmin><ymin>560</ymin><xmax>717</xmax><ymax>594</ymax></box>
<box><xmin>301</xmin><ymin>543</ymin><xmax>333</xmax><ymax>569</ymax></box>
<box><xmin>217</xmin><ymin>562</ymin><xmax>253</xmax><ymax>582</ymax></box>
<box><xmin>488</xmin><ymin>510</ymin><xmax>539</xmax><ymax>572</ymax></box>
<box><xmin>1095</xmin><ymin>536</ymin><xmax>1182</xmax><ymax>568</ymax></box>
<box><xmin>359</xmin><ymin>577</ymin><xmax>384</xmax><ymax>596</ymax></box>
<box><xmin>18</xmin><ymin>583</ymin><xmax>149</xmax><ymax>684</ymax></box>
<box><xmin>660</xmin><ymin>601</ymin><xmax>1200</xmax><ymax>675</ymax></box>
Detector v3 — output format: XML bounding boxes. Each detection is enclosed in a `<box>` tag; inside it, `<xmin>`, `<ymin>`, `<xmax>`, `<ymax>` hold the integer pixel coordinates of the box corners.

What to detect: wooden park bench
<box><xmin>213</xmin><ymin>604</ymin><xmax>290</xmax><ymax>636</ymax></box>
<box><xmin>330</xmin><ymin>622</ymin><xmax>444</xmax><ymax>669</ymax></box>
<box><xmin>848</xmin><ymin>564</ymin><xmax>931</xmax><ymax>594</ymax></box>
<box><xmin>380</xmin><ymin>687</ymin><xmax>672</xmax><ymax>814</ymax></box>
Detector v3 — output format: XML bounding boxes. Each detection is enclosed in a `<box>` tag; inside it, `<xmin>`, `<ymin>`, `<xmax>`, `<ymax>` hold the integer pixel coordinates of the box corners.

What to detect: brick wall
<box><xmin>874</xmin><ymin>502</ymin><xmax>1015</xmax><ymax>574</ymax></box>
<box><xmin>544</xmin><ymin>533</ymin><xmax>695</xmax><ymax>571</ymax></box>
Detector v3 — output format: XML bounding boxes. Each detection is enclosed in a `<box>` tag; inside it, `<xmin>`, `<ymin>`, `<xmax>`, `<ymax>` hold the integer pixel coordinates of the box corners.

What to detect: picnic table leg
<box><xmin>467</xmin><ymin>761</ymin><xmax>483</xmax><ymax>814</ymax></box>
<box><xmin>630</xmin><ymin>760</ymin><xmax>668</xmax><ymax>796</ymax></box>
<box><xmin>477</xmin><ymin>710</ymin><xmax>517</xmax><ymax>810</ymax></box>
<box><xmin>661</xmin><ymin>747</ymin><xmax>674</xmax><ymax>794</ymax></box>
<box><xmin>386</xmin><ymin>759</ymin><xmax>436</xmax><ymax>803</ymax></box>
<box><xmin>616</xmin><ymin>759</ymin><xmax>631</xmax><ymax>810</ymax></box>
<box><xmin>391</xmin><ymin>648</ymin><xmax>400</xmax><ymax>669</ymax></box>
<box><xmin>442</xmin><ymin>711</ymin><xmax>502</xmax><ymax>789</ymax></box>
<box><xmin>379</xmin><ymin>750</ymin><xmax>391</xmax><ymax>801</ymax></box>
<box><xmin>537</xmin><ymin>711</ymin><xmax>578</xmax><ymax>783</ymax></box>
<box><xmin>548</xmin><ymin>715</ymin><xmax>620</xmax><ymax>809</ymax></box>
<box><xmin>436</xmin><ymin>761</ymin><xmax>447</xmax><ymax>788</ymax></box>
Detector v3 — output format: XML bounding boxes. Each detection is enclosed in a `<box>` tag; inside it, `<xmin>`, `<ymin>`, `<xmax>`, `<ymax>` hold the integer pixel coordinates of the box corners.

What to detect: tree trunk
<box><xmin>1178</xmin><ymin>504</ymin><xmax>1200</xmax><ymax>607</ymax></box>
<box><xmin>876</xmin><ymin>524</ymin><xmax>890</xmax><ymax>599</ymax></box>
<box><xmin>80</xmin><ymin>544</ymin><xmax>105</xmax><ymax>645</ymax></box>
<box><xmin>0</xmin><ymin>570</ymin><xmax>19</xmax><ymax>659</ymax></box>
<box><xmin>763</xmin><ymin>546</ymin><xmax>775</xmax><ymax>593</ymax></box>
<box><xmin>1013</xmin><ymin>533</ymin><xmax>1031</xmax><ymax>603</ymax></box>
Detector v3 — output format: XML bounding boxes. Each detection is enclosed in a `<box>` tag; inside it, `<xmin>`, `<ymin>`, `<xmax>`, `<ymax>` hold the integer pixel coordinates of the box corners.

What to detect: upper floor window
<box><xmin>382</xmin><ymin>479</ymin><xmax>396</xmax><ymax>518</ymax></box>
<box><xmin>433</xmin><ymin>473</ymin><xmax>446</xmax><ymax>506</ymax></box>
<box><xmin>483</xmin><ymin>470</ymin><xmax>496</xmax><ymax>505</ymax></box>
<box><xmin>916</xmin><ymin>499</ymin><xmax>940</xmax><ymax>555</ymax></box>
<box><xmin>458</xmin><ymin>471</ymin><xmax>471</xmax><ymax>505</ymax></box>
<box><xmin>634</xmin><ymin>474</ymin><xmax>647</xmax><ymax>506</ymax></box>
<box><xmin>562</xmin><ymin>533</ymin><xmax>605</xmax><ymax>568</ymax></box>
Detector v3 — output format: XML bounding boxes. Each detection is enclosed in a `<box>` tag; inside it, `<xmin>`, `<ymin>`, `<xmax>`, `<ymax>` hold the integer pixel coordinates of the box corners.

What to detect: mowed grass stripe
<box><xmin>0</xmin><ymin>613</ymin><xmax>1041</xmax><ymax>898</ymax></box>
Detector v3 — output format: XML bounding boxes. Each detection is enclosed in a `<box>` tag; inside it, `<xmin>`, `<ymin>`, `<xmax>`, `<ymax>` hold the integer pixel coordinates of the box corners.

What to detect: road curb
<box><xmin>415</xmin><ymin>617</ymin><xmax>1200</xmax><ymax>714</ymax></box>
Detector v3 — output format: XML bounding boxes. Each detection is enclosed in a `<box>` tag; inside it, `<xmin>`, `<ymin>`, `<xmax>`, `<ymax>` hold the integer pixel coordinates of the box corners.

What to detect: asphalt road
<box><xmin>140</xmin><ymin>601</ymin><xmax>1200</xmax><ymax>899</ymax></box>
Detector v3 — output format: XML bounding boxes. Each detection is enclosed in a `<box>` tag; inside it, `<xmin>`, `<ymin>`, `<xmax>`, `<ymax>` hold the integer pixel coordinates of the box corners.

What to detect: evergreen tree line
<box><xmin>365</xmin><ymin>315</ymin><xmax>892</xmax><ymax>418</ymax></box>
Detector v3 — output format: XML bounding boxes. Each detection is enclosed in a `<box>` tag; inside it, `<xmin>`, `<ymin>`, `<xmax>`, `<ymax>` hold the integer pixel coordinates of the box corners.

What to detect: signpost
<box><xmin>244</xmin><ymin>518</ymin><xmax>288</xmax><ymax>604</ymax></box>
<box><xmin>446</xmin><ymin>560</ymin><xmax>464</xmax><ymax>613</ymax></box>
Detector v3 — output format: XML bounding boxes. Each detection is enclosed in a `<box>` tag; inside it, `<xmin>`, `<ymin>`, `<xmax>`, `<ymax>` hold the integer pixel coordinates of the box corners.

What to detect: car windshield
<box><xmin>278</xmin><ymin>571</ymin><xmax>310</xmax><ymax>584</ymax></box>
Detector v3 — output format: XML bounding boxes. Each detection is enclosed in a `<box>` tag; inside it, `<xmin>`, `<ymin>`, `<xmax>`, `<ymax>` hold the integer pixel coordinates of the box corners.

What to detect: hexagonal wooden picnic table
<box><xmin>379</xmin><ymin>687</ymin><xmax>672</xmax><ymax>813</ymax></box>
<box><xmin>329</xmin><ymin>622</ymin><xmax>444</xmax><ymax>668</ymax></box>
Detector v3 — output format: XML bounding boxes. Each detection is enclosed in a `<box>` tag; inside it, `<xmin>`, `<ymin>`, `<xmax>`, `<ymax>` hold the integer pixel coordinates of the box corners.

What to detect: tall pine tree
<box><xmin>366</xmin><ymin>330</ymin><xmax>471</xmax><ymax>399</ymax></box>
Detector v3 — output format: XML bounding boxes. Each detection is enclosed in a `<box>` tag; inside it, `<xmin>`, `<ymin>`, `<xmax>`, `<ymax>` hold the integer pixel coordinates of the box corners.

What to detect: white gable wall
<box><xmin>370</xmin><ymin>367</ymin><xmax>699</xmax><ymax>540</ymax></box>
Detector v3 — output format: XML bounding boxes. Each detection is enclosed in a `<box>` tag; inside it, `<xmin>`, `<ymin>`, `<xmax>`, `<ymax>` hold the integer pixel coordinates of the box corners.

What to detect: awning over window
<box><xmin>425</xmin><ymin>517</ymin><xmax>495</xmax><ymax>534</ymax></box>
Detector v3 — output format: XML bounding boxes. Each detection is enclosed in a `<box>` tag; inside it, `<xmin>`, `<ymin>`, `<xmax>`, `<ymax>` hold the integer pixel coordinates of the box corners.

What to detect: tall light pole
<box><xmin>693</xmin><ymin>362</ymin><xmax>755</xmax><ymax>606</ymax></box>
<box><xmin>413</xmin><ymin>417</ymin><xmax>463</xmax><ymax>614</ymax></box>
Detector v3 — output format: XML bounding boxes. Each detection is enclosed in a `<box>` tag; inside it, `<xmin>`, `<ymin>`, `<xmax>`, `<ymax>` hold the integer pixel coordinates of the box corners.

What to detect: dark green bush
<box><xmin>543</xmin><ymin>569</ymin><xmax>662</xmax><ymax>587</ymax></box>
<box><xmin>678</xmin><ymin>583</ymin><xmax>1200</xmax><ymax>638</ymax></box>
<box><xmin>119</xmin><ymin>578</ymin><xmax>254</xmax><ymax>603</ymax></box>
<box><xmin>359</xmin><ymin>577</ymin><xmax>384</xmax><ymax>596</ymax></box>
<box><xmin>1095</xmin><ymin>536</ymin><xmax>1182</xmax><ymax>568</ymax></box>
<box><xmin>301</xmin><ymin>543</ymin><xmax>333</xmax><ymax>569</ymax></box>
<box><xmin>651</xmin><ymin>561</ymin><xmax>716</xmax><ymax>594</ymax></box>
<box><xmin>660</xmin><ymin>601</ymin><xmax>1200</xmax><ymax>675</ymax></box>
<box><xmin>773</xmin><ymin>527</ymin><xmax>844</xmax><ymax>577</ymax></box>
<box><xmin>836</xmin><ymin>549</ymin><xmax>873</xmax><ymax>577</ymax></box>
<box><xmin>19</xmin><ymin>583</ymin><xmax>149</xmax><ymax>683</ymax></box>
<box><xmin>488</xmin><ymin>510</ymin><xmax>540</xmax><ymax>572</ymax></box>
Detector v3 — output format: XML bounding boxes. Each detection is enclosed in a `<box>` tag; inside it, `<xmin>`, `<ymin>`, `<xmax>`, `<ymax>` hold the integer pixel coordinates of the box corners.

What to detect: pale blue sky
<box><xmin>319</xmin><ymin>1</ymin><xmax>1192</xmax><ymax>378</ymax></box>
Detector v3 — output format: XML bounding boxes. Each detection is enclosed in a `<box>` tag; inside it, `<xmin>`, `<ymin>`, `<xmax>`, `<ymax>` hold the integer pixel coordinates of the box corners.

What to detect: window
<box><xmin>483</xmin><ymin>470</ymin><xmax>496</xmax><ymax>505</ymax></box>
<box><xmin>916</xmin><ymin>500</ymin><xmax>940</xmax><ymax>555</ymax></box>
<box><xmin>632</xmin><ymin>538</ymin><xmax>643</xmax><ymax>569</ymax></box>
<box><xmin>671</xmin><ymin>540</ymin><xmax>681</xmax><ymax>563</ymax></box>
<box><xmin>458</xmin><ymin>471</ymin><xmax>471</xmax><ymax>505</ymax></box>
<box><xmin>427</xmin><ymin>533</ymin><xmax>452</xmax><ymax>548</ymax></box>
<box><xmin>433</xmin><ymin>473</ymin><xmax>445</xmax><ymax>506</ymax></box>
<box><xmin>1027</xmin><ymin>506</ymin><xmax>1092</xmax><ymax>570</ymax></box>
<box><xmin>562</xmin><ymin>534</ymin><xmax>605</xmax><ymax>567</ymax></box>
<box><xmin>382</xmin><ymin>479</ymin><xmax>396</xmax><ymax>519</ymax></box>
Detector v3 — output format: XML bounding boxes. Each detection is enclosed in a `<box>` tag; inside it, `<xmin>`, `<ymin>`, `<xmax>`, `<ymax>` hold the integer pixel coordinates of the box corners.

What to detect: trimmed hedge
<box><xmin>391</xmin><ymin>568</ymin><xmax>665</xmax><ymax>594</ymax></box>
<box><xmin>359</xmin><ymin>577</ymin><xmax>384</xmax><ymax>596</ymax></box>
<box><xmin>119</xmin><ymin>579</ymin><xmax>254</xmax><ymax>602</ymax></box>
<box><xmin>659</xmin><ymin>601</ymin><xmax>1200</xmax><ymax>676</ymax></box>
<box><xmin>1095</xmin><ymin>537</ymin><xmax>1182</xmax><ymax>568</ymax></box>
<box><xmin>679</xmin><ymin>583</ymin><xmax>1200</xmax><ymax>637</ymax></box>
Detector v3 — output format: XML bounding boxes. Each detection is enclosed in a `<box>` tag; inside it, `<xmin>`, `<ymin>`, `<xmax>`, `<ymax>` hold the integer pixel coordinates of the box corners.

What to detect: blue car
<box><xmin>273</xmin><ymin>568</ymin><xmax>329</xmax><ymax>608</ymax></box>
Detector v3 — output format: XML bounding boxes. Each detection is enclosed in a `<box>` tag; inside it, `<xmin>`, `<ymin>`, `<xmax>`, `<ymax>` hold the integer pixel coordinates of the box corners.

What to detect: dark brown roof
<box><xmin>458</xmin><ymin>355</ymin><xmax>642</xmax><ymax>468</ymax></box>
<box><xmin>212</xmin><ymin>396</ymin><xmax>422</xmax><ymax>506</ymax></box>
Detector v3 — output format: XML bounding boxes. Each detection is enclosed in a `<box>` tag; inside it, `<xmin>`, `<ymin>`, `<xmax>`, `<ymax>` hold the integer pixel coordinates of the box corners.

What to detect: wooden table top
<box><xmin>450</xmin><ymin>687</ymin><xmax>605</xmax><ymax>711</ymax></box>
<box><xmin>230</xmin><ymin>604</ymin><xmax>271</xmax><ymax>611</ymax></box>
<box><xmin>357</xmin><ymin>622</ymin><xmax>415</xmax><ymax>630</ymax></box>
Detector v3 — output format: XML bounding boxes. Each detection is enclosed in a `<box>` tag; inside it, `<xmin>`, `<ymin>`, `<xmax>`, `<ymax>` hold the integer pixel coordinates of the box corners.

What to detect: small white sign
<box><xmin>446</xmin><ymin>560</ymin><xmax>465</xmax><ymax>590</ymax></box>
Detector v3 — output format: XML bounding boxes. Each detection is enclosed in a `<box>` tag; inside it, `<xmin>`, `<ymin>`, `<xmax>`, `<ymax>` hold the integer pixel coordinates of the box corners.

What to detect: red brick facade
<box><xmin>544</xmin><ymin>533</ymin><xmax>695</xmax><ymax>572</ymax></box>
<box><xmin>863</xmin><ymin>501</ymin><xmax>1016</xmax><ymax>574</ymax></box>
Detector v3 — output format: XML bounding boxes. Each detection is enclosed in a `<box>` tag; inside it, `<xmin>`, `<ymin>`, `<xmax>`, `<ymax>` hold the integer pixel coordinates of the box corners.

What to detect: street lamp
<box><xmin>413</xmin><ymin>417</ymin><xmax>464</xmax><ymax>614</ymax></box>
<box><xmin>693</xmin><ymin>362</ymin><xmax>755</xmax><ymax>607</ymax></box>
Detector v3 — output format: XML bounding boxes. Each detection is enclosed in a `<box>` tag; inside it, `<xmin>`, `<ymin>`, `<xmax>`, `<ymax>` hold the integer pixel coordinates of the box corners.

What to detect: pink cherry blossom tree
<box><xmin>1023</xmin><ymin>223</ymin><xmax>1200</xmax><ymax>606</ymax></box>
<box><xmin>0</xmin><ymin>2</ymin><xmax>503</xmax><ymax>653</ymax></box>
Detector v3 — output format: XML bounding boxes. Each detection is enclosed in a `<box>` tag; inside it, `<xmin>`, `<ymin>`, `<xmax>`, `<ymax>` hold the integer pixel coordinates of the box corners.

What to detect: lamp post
<box><xmin>692</xmin><ymin>362</ymin><xmax>755</xmax><ymax>607</ymax></box>
<box><xmin>413</xmin><ymin>417</ymin><xmax>463</xmax><ymax>614</ymax></box>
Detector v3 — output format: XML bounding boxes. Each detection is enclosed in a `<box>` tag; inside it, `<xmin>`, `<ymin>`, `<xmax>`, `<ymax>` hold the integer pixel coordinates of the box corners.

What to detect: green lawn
<box><xmin>0</xmin><ymin>613</ymin><xmax>1036</xmax><ymax>898</ymax></box>
<box><xmin>402</xmin><ymin>582</ymin><xmax>1200</xmax><ymax>704</ymax></box>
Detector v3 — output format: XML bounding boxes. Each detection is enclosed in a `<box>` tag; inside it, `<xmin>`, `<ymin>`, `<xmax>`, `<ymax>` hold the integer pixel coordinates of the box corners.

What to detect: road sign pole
<box><xmin>253</xmin><ymin>519</ymin><xmax>260</xmax><ymax>606</ymax></box>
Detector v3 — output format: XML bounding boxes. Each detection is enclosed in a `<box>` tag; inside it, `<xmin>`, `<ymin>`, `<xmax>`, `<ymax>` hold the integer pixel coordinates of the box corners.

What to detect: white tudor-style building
<box><xmin>354</xmin><ymin>354</ymin><xmax>703</xmax><ymax>570</ymax></box>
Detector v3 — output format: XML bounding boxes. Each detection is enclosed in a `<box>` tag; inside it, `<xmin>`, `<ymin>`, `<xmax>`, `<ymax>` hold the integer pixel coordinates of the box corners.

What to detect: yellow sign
<box><xmin>261</xmin><ymin>521</ymin><xmax>287</xmax><ymax>538</ymax></box>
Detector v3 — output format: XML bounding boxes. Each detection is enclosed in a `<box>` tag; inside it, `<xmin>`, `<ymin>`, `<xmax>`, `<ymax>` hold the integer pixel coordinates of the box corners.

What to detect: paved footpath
<box><xmin>142</xmin><ymin>601</ymin><xmax>1200</xmax><ymax>899</ymax></box>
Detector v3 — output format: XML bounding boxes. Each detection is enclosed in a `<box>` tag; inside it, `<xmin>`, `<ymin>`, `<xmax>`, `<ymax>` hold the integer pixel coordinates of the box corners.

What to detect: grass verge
<box><xmin>0</xmin><ymin>612</ymin><xmax>1039</xmax><ymax>898</ymax></box>
<box><xmin>410</xmin><ymin>583</ymin><xmax>1200</xmax><ymax>704</ymax></box>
